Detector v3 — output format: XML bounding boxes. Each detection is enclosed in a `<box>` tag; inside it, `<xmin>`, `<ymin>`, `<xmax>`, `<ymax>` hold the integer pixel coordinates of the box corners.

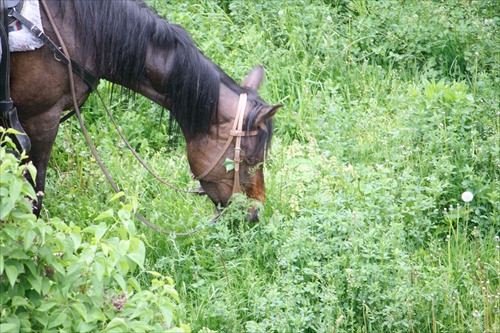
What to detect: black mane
<box><xmin>67</xmin><ymin>0</ymin><xmax>224</xmax><ymax>134</ymax></box>
<box><xmin>66</xmin><ymin>0</ymin><xmax>273</xmax><ymax>155</ymax></box>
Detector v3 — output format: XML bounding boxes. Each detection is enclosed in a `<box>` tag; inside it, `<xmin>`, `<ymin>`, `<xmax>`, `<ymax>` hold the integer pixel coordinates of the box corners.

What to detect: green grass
<box><xmin>27</xmin><ymin>0</ymin><xmax>500</xmax><ymax>332</ymax></box>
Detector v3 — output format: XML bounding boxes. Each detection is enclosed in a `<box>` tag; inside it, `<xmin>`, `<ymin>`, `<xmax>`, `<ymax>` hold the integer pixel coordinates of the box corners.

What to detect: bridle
<box><xmin>194</xmin><ymin>92</ymin><xmax>259</xmax><ymax>195</ymax></box>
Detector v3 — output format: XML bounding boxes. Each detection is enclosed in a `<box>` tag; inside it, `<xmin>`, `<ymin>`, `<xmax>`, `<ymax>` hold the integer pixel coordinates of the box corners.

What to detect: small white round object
<box><xmin>461</xmin><ymin>191</ymin><xmax>474</xmax><ymax>203</ymax></box>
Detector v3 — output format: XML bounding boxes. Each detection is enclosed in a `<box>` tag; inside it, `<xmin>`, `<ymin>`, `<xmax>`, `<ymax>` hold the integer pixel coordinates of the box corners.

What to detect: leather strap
<box><xmin>232</xmin><ymin>92</ymin><xmax>247</xmax><ymax>194</ymax></box>
<box><xmin>195</xmin><ymin>93</ymin><xmax>259</xmax><ymax>195</ymax></box>
<box><xmin>10</xmin><ymin>9</ymin><xmax>99</xmax><ymax>91</ymax></box>
<box><xmin>5</xmin><ymin>0</ymin><xmax>22</xmax><ymax>25</ymax></box>
<box><xmin>0</xmin><ymin>0</ymin><xmax>13</xmax><ymax>111</ymax></box>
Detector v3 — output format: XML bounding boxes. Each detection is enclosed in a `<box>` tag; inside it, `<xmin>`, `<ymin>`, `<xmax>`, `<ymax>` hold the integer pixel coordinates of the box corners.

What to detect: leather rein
<box><xmin>23</xmin><ymin>0</ymin><xmax>255</xmax><ymax>235</ymax></box>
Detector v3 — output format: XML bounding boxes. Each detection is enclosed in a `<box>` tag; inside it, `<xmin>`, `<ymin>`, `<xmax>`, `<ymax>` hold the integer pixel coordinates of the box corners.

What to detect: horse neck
<box><xmin>123</xmin><ymin>44</ymin><xmax>225</xmax><ymax>140</ymax></box>
<box><xmin>124</xmin><ymin>46</ymin><xmax>175</xmax><ymax>108</ymax></box>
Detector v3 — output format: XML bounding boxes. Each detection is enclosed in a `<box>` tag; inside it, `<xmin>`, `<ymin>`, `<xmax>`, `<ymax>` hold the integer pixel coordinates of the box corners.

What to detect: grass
<box><xmin>36</xmin><ymin>0</ymin><xmax>500</xmax><ymax>332</ymax></box>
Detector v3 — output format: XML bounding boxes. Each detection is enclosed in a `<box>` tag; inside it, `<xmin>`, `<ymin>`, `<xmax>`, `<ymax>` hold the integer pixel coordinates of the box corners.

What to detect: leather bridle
<box><xmin>194</xmin><ymin>92</ymin><xmax>259</xmax><ymax>195</ymax></box>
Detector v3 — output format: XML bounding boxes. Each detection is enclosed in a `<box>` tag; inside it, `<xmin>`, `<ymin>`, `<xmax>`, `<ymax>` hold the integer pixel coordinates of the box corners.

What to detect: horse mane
<box><xmin>66</xmin><ymin>0</ymin><xmax>224</xmax><ymax>134</ymax></box>
<box><xmin>65</xmin><ymin>0</ymin><xmax>273</xmax><ymax>156</ymax></box>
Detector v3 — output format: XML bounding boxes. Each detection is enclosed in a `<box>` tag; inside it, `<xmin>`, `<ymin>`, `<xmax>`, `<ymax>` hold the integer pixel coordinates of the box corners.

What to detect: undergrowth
<box><xmin>0</xmin><ymin>132</ymin><xmax>189</xmax><ymax>332</ymax></box>
<box><xmin>2</xmin><ymin>0</ymin><xmax>499</xmax><ymax>332</ymax></box>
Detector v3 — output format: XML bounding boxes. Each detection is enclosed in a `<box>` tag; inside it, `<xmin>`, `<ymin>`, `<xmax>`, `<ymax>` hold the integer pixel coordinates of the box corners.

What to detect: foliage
<box><xmin>0</xmin><ymin>128</ymin><xmax>37</xmax><ymax>222</ymax></box>
<box><xmin>4</xmin><ymin>0</ymin><xmax>500</xmax><ymax>332</ymax></box>
<box><xmin>0</xmin><ymin>134</ymin><xmax>190</xmax><ymax>332</ymax></box>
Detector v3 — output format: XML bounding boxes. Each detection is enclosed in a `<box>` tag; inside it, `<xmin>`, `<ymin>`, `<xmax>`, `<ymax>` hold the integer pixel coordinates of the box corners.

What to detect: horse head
<box><xmin>186</xmin><ymin>66</ymin><xmax>281</xmax><ymax>221</ymax></box>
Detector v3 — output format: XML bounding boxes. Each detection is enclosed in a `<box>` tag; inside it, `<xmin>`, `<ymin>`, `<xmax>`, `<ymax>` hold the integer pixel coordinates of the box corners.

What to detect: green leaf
<box><xmin>5</xmin><ymin>265</ymin><xmax>19</xmax><ymax>288</ymax></box>
<box><xmin>5</xmin><ymin>128</ymin><xmax>24</xmax><ymax>135</ymax></box>
<box><xmin>101</xmin><ymin>242</ymin><xmax>112</xmax><ymax>257</ymax></box>
<box><xmin>0</xmin><ymin>323</ymin><xmax>19</xmax><ymax>333</ymax></box>
<box><xmin>11</xmin><ymin>296</ymin><xmax>30</xmax><ymax>308</ymax></box>
<box><xmin>109</xmin><ymin>192</ymin><xmax>126</xmax><ymax>202</ymax></box>
<box><xmin>95</xmin><ymin>209</ymin><xmax>114</xmax><ymax>221</ymax></box>
<box><xmin>25</xmin><ymin>163</ymin><xmax>37</xmax><ymax>184</ymax></box>
<box><xmin>0</xmin><ymin>197</ymin><xmax>14</xmax><ymax>220</ymax></box>
<box><xmin>127</xmin><ymin>277</ymin><xmax>142</xmax><ymax>292</ymax></box>
<box><xmin>223</xmin><ymin>158</ymin><xmax>235</xmax><ymax>172</ymax></box>
<box><xmin>21</xmin><ymin>181</ymin><xmax>36</xmax><ymax>199</ymax></box>
<box><xmin>37</xmin><ymin>300</ymin><xmax>59</xmax><ymax>312</ymax></box>
<box><xmin>82</xmin><ymin>222</ymin><xmax>108</xmax><ymax>241</ymax></box>
<box><xmin>24</xmin><ymin>260</ymin><xmax>37</xmax><ymax>276</ymax></box>
<box><xmin>93</xmin><ymin>260</ymin><xmax>106</xmax><ymax>281</ymax></box>
<box><xmin>27</xmin><ymin>274</ymin><xmax>43</xmax><ymax>294</ymax></box>
<box><xmin>34</xmin><ymin>312</ymin><xmax>49</xmax><ymax>329</ymax></box>
<box><xmin>50</xmin><ymin>260</ymin><xmax>66</xmax><ymax>276</ymax></box>
<box><xmin>95</xmin><ymin>223</ymin><xmax>109</xmax><ymax>240</ymax></box>
<box><xmin>113</xmin><ymin>273</ymin><xmax>127</xmax><ymax>291</ymax></box>
<box><xmin>118</xmin><ymin>240</ymin><xmax>130</xmax><ymax>255</ymax></box>
<box><xmin>87</xmin><ymin>308</ymin><xmax>106</xmax><ymax>322</ymax></box>
<box><xmin>75</xmin><ymin>322</ymin><xmax>97</xmax><ymax>333</ymax></box>
<box><xmin>9</xmin><ymin>178</ymin><xmax>22</xmax><ymax>201</ymax></box>
<box><xmin>11</xmin><ymin>211</ymin><xmax>36</xmax><ymax>222</ymax></box>
<box><xmin>72</xmin><ymin>302</ymin><xmax>88</xmax><ymax>322</ymax></box>
<box><xmin>104</xmin><ymin>318</ymin><xmax>127</xmax><ymax>332</ymax></box>
<box><xmin>23</xmin><ymin>229</ymin><xmax>37</xmax><ymax>252</ymax></box>
<box><xmin>159</xmin><ymin>305</ymin><xmax>174</xmax><ymax>326</ymax></box>
<box><xmin>126</xmin><ymin>241</ymin><xmax>145</xmax><ymax>270</ymax></box>
<box><xmin>9</xmin><ymin>249</ymin><xmax>30</xmax><ymax>260</ymax></box>
<box><xmin>41</xmin><ymin>277</ymin><xmax>51</xmax><ymax>295</ymax></box>
<box><xmin>147</xmin><ymin>270</ymin><xmax>162</xmax><ymax>277</ymax></box>
<box><xmin>166</xmin><ymin>324</ymin><xmax>191</xmax><ymax>333</ymax></box>
<box><xmin>70</xmin><ymin>231</ymin><xmax>82</xmax><ymax>250</ymax></box>
<box><xmin>47</xmin><ymin>309</ymin><xmax>68</xmax><ymax>329</ymax></box>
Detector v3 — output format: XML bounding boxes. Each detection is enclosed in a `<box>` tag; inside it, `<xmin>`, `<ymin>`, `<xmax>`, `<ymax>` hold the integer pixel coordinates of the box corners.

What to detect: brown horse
<box><xmin>9</xmin><ymin>0</ymin><xmax>281</xmax><ymax>221</ymax></box>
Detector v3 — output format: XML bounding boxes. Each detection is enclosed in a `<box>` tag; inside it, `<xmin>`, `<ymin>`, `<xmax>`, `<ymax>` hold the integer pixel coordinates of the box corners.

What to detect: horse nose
<box><xmin>247</xmin><ymin>206</ymin><xmax>260</xmax><ymax>222</ymax></box>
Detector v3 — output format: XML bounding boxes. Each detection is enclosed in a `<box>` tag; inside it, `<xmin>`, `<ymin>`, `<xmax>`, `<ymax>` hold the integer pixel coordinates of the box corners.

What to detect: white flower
<box><xmin>461</xmin><ymin>191</ymin><xmax>474</xmax><ymax>203</ymax></box>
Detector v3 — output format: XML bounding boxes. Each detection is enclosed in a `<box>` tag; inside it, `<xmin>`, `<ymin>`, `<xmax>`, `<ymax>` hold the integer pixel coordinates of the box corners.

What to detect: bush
<box><xmin>0</xmin><ymin>130</ymin><xmax>190</xmax><ymax>332</ymax></box>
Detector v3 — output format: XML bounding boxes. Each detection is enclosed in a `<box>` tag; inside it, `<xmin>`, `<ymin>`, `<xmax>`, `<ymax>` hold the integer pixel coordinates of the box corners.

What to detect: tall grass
<box><xmin>38</xmin><ymin>0</ymin><xmax>500</xmax><ymax>332</ymax></box>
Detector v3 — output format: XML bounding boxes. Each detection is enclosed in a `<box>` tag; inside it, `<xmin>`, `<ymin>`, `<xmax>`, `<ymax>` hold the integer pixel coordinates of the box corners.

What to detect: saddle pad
<box><xmin>8</xmin><ymin>0</ymin><xmax>44</xmax><ymax>52</ymax></box>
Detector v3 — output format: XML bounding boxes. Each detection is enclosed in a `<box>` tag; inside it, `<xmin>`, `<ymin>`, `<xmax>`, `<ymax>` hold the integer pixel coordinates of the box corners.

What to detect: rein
<box><xmin>38</xmin><ymin>0</ymin><xmax>207</xmax><ymax>236</ymax></box>
<box><xmin>95</xmin><ymin>89</ymin><xmax>202</xmax><ymax>194</ymax></box>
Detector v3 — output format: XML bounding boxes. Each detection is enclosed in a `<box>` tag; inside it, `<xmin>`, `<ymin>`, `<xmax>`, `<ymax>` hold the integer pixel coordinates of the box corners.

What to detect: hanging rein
<box><xmin>8</xmin><ymin>0</ymin><xmax>257</xmax><ymax>235</ymax></box>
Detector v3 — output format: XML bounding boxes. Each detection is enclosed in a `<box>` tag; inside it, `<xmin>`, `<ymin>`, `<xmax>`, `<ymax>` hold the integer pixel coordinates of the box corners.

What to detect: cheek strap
<box><xmin>194</xmin><ymin>93</ymin><xmax>258</xmax><ymax>195</ymax></box>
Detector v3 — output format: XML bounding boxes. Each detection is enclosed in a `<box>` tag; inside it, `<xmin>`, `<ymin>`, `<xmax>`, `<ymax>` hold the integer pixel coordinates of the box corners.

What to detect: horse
<box><xmin>8</xmin><ymin>0</ymin><xmax>282</xmax><ymax>221</ymax></box>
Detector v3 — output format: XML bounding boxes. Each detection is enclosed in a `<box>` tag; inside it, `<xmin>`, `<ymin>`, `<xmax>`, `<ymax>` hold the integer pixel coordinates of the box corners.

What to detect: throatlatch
<box><xmin>0</xmin><ymin>0</ymin><xmax>31</xmax><ymax>154</ymax></box>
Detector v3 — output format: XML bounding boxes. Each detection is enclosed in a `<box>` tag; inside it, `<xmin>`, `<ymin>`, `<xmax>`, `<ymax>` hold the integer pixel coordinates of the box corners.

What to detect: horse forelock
<box><xmin>67</xmin><ymin>0</ymin><xmax>221</xmax><ymax>135</ymax></box>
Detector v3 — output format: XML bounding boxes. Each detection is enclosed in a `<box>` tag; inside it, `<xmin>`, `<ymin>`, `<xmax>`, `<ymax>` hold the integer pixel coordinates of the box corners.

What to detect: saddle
<box><xmin>0</xmin><ymin>0</ymin><xmax>31</xmax><ymax>154</ymax></box>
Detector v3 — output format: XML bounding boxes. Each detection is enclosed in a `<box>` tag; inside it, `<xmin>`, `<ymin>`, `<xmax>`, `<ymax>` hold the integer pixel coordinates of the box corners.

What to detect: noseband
<box><xmin>194</xmin><ymin>93</ymin><xmax>258</xmax><ymax>194</ymax></box>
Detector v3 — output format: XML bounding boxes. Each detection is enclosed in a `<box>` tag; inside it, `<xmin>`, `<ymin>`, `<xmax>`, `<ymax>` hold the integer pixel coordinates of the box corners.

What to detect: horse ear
<box><xmin>241</xmin><ymin>66</ymin><xmax>265</xmax><ymax>92</ymax></box>
<box><xmin>256</xmin><ymin>104</ymin><xmax>283</xmax><ymax>125</ymax></box>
